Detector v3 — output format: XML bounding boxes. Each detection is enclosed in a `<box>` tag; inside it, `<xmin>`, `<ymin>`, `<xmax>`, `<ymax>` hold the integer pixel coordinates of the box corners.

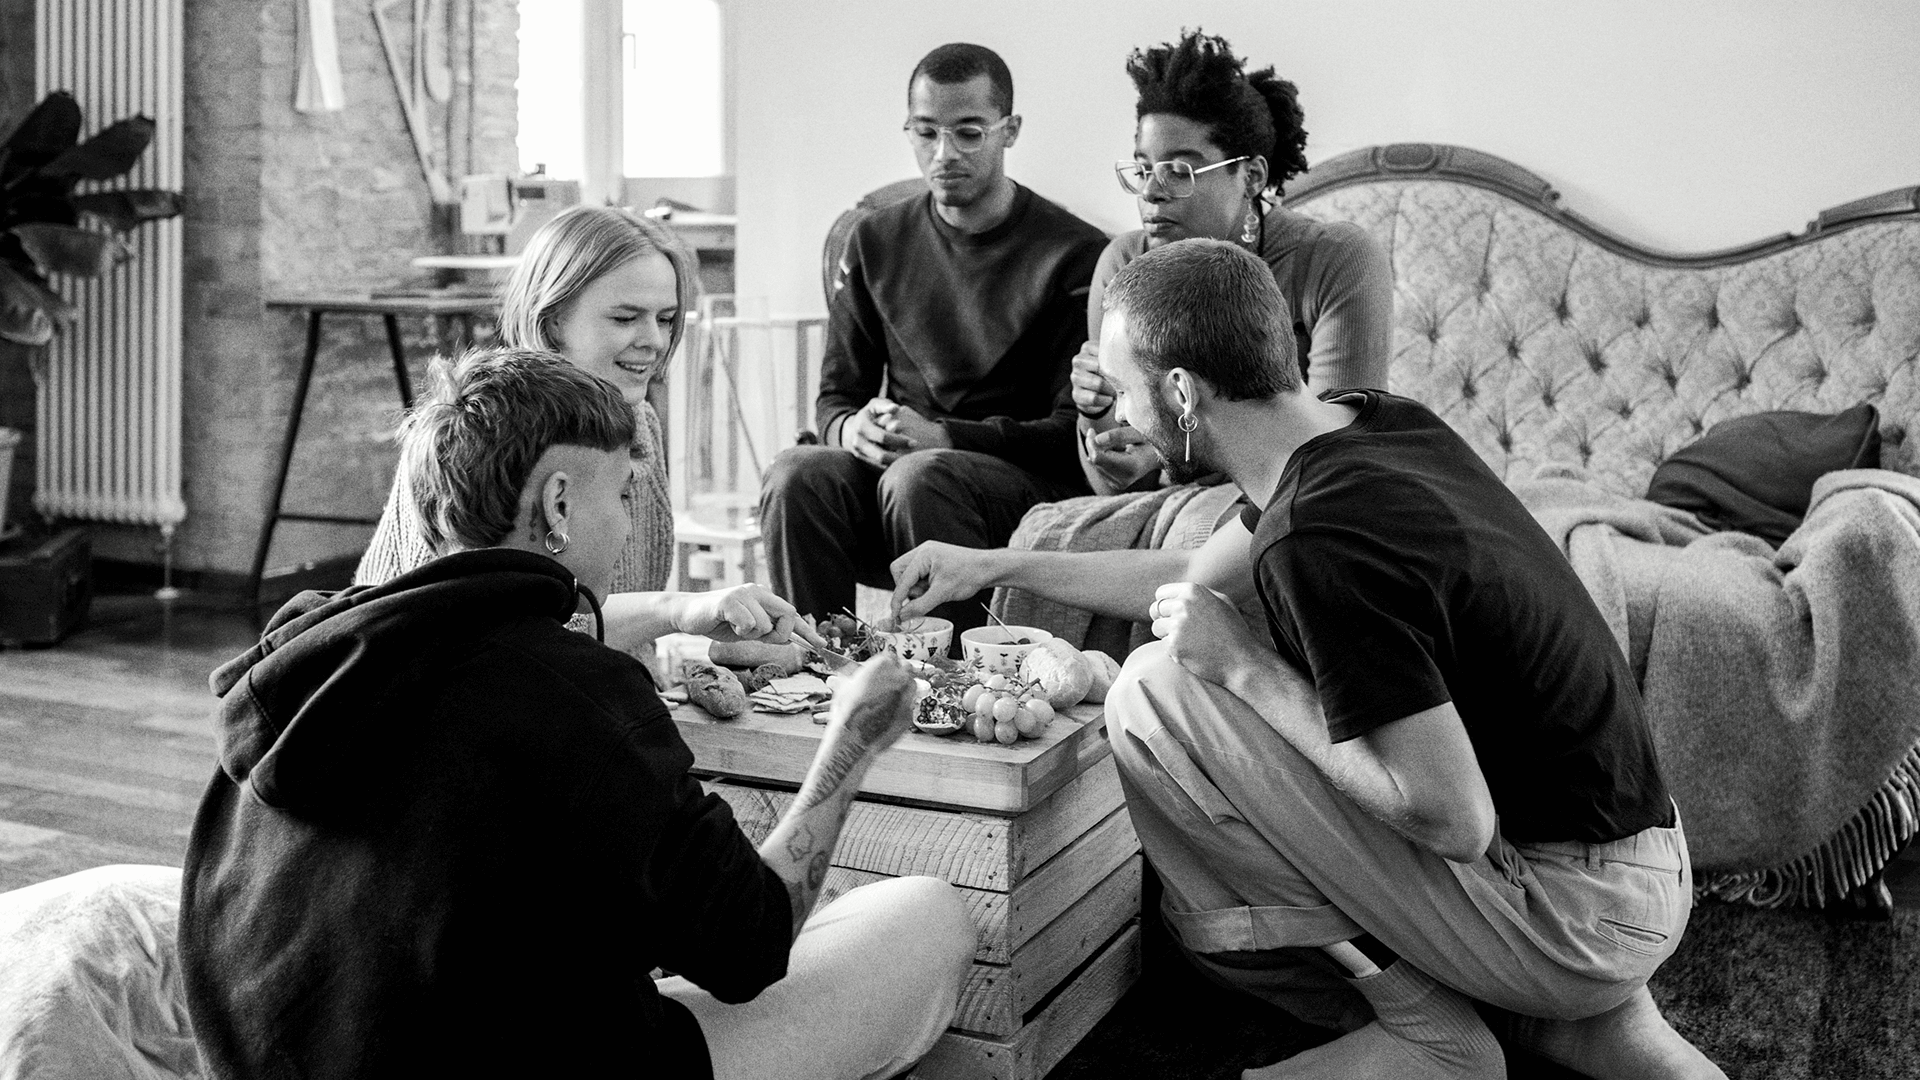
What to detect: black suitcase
<box><xmin>0</xmin><ymin>527</ymin><xmax>91</xmax><ymax>646</ymax></box>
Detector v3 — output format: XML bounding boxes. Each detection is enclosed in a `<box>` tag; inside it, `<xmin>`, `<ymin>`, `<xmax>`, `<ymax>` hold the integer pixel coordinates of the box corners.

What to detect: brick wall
<box><xmin>86</xmin><ymin>0</ymin><xmax>520</xmax><ymax>578</ymax></box>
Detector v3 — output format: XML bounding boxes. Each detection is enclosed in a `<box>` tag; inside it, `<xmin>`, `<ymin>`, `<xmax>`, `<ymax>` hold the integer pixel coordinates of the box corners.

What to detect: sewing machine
<box><xmin>457</xmin><ymin>173</ymin><xmax>582</xmax><ymax>253</ymax></box>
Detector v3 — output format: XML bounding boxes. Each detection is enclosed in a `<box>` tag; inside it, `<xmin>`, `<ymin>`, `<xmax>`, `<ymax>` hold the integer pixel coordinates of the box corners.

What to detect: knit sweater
<box><xmin>819</xmin><ymin>183</ymin><xmax>1108</xmax><ymax>486</ymax></box>
<box><xmin>356</xmin><ymin>398</ymin><xmax>677</xmax><ymax>595</ymax></box>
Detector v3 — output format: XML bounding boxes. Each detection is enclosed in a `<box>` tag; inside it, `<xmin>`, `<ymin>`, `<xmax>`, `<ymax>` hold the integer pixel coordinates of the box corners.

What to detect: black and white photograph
<box><xmin>0</xmin><ymin>2</ymin><xmax>1916</xmax><ymax>1077</ymax></box>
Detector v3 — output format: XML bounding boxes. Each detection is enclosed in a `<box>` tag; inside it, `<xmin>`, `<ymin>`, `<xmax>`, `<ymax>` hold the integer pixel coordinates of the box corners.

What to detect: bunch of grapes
<box><xmin>958</xmin><ymin>672</ymin><xmax>1055</xmax><ymax>745</ymax></box>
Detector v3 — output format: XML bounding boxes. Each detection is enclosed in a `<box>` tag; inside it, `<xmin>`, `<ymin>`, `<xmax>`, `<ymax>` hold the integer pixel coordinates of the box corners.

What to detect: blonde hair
<box><xmin>400</xmin><ymin>347</ymin><xmax>636</xmax><ymax>552</ymax></box>
<box><xmin>497</xmin><ymin>206</ymin><xmax>697</xmax><ymax>360</ymax></box>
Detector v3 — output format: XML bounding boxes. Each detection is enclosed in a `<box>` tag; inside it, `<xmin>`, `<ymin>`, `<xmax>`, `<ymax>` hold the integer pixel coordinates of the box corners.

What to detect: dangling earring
<box><xmin>1177</xmin><ymin>411</ymin><xmax>1199</xmax><ymax>464</ymax></box>
<box><xmin>544</xmin><ymin>528</ymin><xmax>570</xmax><ymax>555</ymax></box>
<box><xmin>1240</xmin><ymin>203</ymin><xmax>1260</xmax><ymax>245</ymax></box>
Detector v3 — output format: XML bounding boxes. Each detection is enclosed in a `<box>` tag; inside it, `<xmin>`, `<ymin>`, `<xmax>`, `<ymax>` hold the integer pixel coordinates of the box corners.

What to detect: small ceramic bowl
<box><xmin>869</xmin><ymin>616</ymin><xmax>954</xmax><ymax>662</ymax></box>
<box><xmin>960</xmin><ymin>625</ymin><xmax>1054</xmax><ymax>676</ymax></box>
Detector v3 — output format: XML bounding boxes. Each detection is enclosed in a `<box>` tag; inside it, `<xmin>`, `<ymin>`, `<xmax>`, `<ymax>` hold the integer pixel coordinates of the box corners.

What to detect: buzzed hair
<box><xmin>910</xmin><ymin>43</ymin><xmax>1014</xmax><ymax>116</ymax></box>
<box><xmin>1103</xmin><ymin>238</ymin><xmax>1299</xmax><ymax>400</ymax></box>
<box><xmin>399</xmin><ymin>348</ymin><xmax>636</xmax><ymax>553</ymax></box>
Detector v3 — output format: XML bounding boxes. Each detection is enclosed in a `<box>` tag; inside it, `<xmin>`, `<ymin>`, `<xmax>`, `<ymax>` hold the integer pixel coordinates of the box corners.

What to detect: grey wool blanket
<box><xmin>991</xmin><ymin>483</ymin><xmax>1246</xmax><ymax>658</ymax></box>
<box><xmin>1515</xmin><ymin>466</ymin><xmax>1920</xmax><ymax>908</ymax></box>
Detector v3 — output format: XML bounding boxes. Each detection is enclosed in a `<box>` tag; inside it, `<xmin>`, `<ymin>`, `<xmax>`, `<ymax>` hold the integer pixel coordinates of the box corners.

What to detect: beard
<box><xmin>1139</xmin><ymin>390</ymin><xmax>1218</xmax><ymax>485</ymax></box>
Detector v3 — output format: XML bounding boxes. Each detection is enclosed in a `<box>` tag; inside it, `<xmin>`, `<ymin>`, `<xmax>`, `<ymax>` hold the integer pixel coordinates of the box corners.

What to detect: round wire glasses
<box><xmin>1114</xmin><ymin>156</ymin><xmax>1251</xmax><ymax>198</ymax></box>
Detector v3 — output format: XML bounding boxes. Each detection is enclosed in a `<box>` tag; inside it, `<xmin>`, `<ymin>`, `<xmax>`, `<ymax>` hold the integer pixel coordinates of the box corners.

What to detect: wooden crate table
<box><xmin>672</xmin><ymin>699</ymin><xmax>1142</xmax><ymax>1080</ymax></box>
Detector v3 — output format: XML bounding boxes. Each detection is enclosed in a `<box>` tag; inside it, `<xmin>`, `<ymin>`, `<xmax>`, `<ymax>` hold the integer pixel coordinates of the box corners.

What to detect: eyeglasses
<box><xmin>1114</xmin><ymin>156</ymin><xmax>1251</xmax><ymax>198</ymax></box>
<box><xmin>903</xmin><ymin>116</ymin><xmax>1014</xmax><ymax>153</ymax></box>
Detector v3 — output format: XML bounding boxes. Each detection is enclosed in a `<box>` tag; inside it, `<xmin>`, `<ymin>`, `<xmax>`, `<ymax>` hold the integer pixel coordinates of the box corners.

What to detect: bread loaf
<box><xmin>685</xmin><ymin>662</ymin><xmax>749</xmax><ymax>718</ymax></box>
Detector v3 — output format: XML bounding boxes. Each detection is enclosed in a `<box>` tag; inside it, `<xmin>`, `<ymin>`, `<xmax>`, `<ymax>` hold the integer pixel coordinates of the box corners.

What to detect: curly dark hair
<box><xmin>1126</xmin><ymin>30</ymin><xmax>1309</xmax><ymax>194</ymax></box>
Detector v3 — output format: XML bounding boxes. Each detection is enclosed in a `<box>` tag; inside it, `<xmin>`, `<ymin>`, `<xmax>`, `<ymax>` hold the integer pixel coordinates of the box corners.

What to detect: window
<box><xmin>624</xmin><ymin>0</ymin><xmax>724</xmax><ymax>178</ymax></box>
<box><xmin>515</xmin><ymin>0</ymin><xmax>726</xmax><ymax>191</ymax></box>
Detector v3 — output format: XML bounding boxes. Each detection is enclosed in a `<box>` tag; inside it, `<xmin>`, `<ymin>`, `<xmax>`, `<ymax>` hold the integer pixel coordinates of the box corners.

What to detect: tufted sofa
<box><xmin>1284</xmin><ymin>145</ymin><xmax>1920</xmax><ymax>910</ymax></box>
<box><xmin>1286</xmin><ymin>143</ymin><xmax>1920</xmax><ymax>490</ymax></box>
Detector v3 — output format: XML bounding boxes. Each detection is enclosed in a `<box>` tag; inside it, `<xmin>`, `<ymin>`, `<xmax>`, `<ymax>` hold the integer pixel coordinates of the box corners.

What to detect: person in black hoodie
<box><xmin>180</xmin><ymin>348</ymin><xmax>975</xmax><ymax>1080</ymax></box>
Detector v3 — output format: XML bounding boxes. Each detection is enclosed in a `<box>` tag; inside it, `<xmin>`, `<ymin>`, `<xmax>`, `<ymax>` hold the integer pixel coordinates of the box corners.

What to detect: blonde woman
<box><xmin>357</xmin><ymin>206</ymin><xmax>806</xmax><ymax>654</ymax></box>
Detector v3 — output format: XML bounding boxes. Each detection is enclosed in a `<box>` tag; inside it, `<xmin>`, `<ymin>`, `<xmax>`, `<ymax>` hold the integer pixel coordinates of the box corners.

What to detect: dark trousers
<box><xmin>759</xmin><ymin>446</ymin><xmax>1079</xmax><ymax>636</ymax></box>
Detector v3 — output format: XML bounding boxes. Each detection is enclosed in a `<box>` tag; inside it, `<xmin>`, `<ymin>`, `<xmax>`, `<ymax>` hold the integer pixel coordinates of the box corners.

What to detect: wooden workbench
<box><xmin>673</xmin><ymin>700</ymin><xmax>1142</xmax><ymax>1080</ymax></box>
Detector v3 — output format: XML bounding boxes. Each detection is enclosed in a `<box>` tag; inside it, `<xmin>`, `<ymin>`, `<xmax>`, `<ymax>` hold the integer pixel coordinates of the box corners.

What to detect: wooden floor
<box><xmin>0</xmin><ymin>592</ymin><xmax>251</xmax><ymax>893</ymax></box>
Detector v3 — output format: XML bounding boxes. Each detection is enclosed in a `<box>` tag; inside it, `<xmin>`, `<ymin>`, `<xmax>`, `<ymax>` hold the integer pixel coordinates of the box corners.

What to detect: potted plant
<box><xmin>0</xmin><ymin>90</ymin><xmax>183</xmax><ymax>537</ymax></box>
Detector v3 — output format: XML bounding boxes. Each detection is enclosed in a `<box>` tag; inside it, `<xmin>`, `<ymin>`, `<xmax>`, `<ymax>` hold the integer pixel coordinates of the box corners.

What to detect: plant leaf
<box><xmin>11</xmin><ymin>223</ymin><xmax>126</xmax><ymax>277</ymax></box>
<box><xmin>72</xmin><ymin>189</ymin><xmax>184</xmax><ymax>232</ymax></box>
<box><xmin>0</xmin><ymin>92</ymin><xmax>83</xmax><ymax>183</ymax></box>
<box><xmin>2</xmin><ymin>191</ymin><xmax>81</xmax><ymax>229</ymax></box>
<box><xmin>39</xmin><ymin>116</ymin><xmax>156</xmax><ymax>182</ymax></box>
<box><xmin>0</xmin><ymin>261</ymin><xmax>74</xmax><ymax>346</ymax></box>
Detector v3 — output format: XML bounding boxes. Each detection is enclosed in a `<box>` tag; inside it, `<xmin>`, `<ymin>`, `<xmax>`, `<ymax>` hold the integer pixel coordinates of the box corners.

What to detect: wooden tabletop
<box><xmin>265</xmin><ymin>292</ymin><xmax>499</xmax><ymax>316</ymax></box>
<box><xmin>672</xmin><ymin>700</ymin><xmax>1111</xmax><ymax>815</ymax></box>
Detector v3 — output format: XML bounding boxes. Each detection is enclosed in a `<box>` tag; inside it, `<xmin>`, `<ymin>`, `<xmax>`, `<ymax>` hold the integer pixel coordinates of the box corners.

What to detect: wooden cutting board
<box><xmin>671</xmin><ymin>700</ymin><xmax>1110</xmax><ymax>814</ymax></box>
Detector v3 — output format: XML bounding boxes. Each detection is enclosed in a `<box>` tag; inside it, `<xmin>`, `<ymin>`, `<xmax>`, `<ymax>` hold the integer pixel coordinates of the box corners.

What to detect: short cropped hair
<box><xmin>497</xmin><ymin>205</ymin><xmax>696</xmax><ymax>361</ymax></box>
<box><xmin>1127</xmin><ymin>30</ymin><xmax>1310</xmax><ymax>195</ymax></box>
<box><xmin>400</xmin><ymin>348</ymin><xmax>636</xmax><ymax>552</ymax></box>
<box><xmin>1103</xmin><ymin>238</ymin><xmax>1299</xmax><ymax>400</ymax></box>
<box><xmin>910</xmin><ymin>43</ymin><xmax>1014</xmax><ymax>115</ymax></box>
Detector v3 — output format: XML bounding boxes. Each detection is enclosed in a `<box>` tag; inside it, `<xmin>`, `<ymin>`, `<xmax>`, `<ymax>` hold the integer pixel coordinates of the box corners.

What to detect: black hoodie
<box><xmin>179</xmin><ymin>549</ymin><xmax>792</xmax><ymax>1080</ymax></box>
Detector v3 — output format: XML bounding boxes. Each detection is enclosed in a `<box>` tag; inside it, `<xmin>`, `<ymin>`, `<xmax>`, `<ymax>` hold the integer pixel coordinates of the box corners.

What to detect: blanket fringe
<box><xmin>1697</xmin><ymin>742</ymin><xmax>1920</xmax><ymax>909</ymax></box>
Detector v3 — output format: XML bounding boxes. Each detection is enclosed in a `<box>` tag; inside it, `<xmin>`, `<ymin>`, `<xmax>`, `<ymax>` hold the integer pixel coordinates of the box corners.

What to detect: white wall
<box><xmin>730</xmin><ymin>0</ymin><xmax>1920</xmax><ymax>317</ymax></box>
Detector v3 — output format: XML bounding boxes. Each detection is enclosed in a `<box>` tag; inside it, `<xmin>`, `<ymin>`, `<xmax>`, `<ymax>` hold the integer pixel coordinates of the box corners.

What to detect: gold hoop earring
<box><xmin>1177</xmin><ymin>411</ymin><xmax>1199</xmax><ymax>464</ymax></box>
<box><xmin>544</xmin><ymin>528</ymin><xmax>569</xmax><ymax>555</ymax></box>
<box><xmin>1240</xmin><ymin>205</ymin><xmax>1260</xmax><ymax>245</ymax></box>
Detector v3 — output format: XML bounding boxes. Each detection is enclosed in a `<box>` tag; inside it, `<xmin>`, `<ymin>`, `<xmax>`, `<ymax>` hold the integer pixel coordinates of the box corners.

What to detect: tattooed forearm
<box><xmin>784</xmin><ymin>823</ymin><xmax>816</xmax><ymax>864</ymax></box>
<box><xmin>758</xmin><ymin>657</ymin><xmax>912</xmax><ymax>939</ymax></box>
<box><xmin>792</xmin><ymin>748</ymin><xmax>866</xmax><ymax>815</ymax></box>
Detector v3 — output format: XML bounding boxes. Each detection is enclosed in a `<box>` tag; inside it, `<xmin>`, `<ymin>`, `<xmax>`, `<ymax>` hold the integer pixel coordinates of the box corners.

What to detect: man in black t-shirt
<box><xmin>1095</xmin><ymin>240</ymin><xmax>1724</xmax><ymax>1080</ymax></box>
<box><xmin>758</xmin><ymin>43</ymin><xmax>1106</xmax><ymax>635</ymax></box>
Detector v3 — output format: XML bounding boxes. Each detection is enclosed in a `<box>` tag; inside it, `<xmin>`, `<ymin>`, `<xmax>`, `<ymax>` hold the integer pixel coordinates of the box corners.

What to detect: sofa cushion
<box><xmin>1645</xmin><ymin>403</ymin><xmax>1881</xmax><ymax>544</ymax></box>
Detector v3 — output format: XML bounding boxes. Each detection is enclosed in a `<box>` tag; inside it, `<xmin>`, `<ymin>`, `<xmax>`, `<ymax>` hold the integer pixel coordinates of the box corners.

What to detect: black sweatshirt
<box><xmin>819</xmin><ymin>183</ymin><xmax>1107</xmax><ymax>486</ymax></box>
<box><xmin>180</xmin><ymin>549</ymin><xmax>791</xmax><ymax>1080</ymax></box>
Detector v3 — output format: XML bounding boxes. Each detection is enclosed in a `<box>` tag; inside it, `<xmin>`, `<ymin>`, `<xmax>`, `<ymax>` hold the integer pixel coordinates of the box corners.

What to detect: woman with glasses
<box><xmin>1073</xmin><ymin>29</ymin><xmax>1393</xmax><ymax>495</ymax></box>
<box><xmin>358</xmin><ymin>206</ymin><xmax>812</xmax><ymax>657</ymax></box>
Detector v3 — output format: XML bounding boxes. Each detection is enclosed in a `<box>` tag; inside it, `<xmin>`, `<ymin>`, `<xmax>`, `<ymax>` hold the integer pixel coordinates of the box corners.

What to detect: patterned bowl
<box><xmin>869</xmin><ymin>616</ymin><xmax>954</xmax><ymax>662</ymax></box>
<box><xmin>959</xmin><ymin>625</ymin><xmax>1054</xmax><ymax>676</ymax></box>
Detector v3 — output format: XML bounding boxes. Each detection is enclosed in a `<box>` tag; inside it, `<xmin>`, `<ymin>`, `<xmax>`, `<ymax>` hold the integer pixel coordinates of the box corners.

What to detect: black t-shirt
<box><xmin>1244</xmin><ymin>390</ymin><xmax>1674</xmax><ymax>843</ymax></box>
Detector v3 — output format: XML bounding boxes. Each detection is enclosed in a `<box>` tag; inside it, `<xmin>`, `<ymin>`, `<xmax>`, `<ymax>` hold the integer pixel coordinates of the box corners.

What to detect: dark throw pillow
<box><xmin>1645</xmin><ymin>403</ymin><xmax>1881</xmax><ymax>545</ymax></box>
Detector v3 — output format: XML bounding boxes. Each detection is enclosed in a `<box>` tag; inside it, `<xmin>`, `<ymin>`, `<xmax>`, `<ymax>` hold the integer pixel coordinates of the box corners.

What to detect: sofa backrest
<box><xmin>1287</xmin><ymin>143</ymin><xmax>1920</xmax><ymax>495</ymax></box>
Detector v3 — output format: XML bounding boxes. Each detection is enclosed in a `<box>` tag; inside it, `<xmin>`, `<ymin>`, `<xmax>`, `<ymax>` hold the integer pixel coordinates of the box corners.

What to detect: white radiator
<box><xmin>33</xmin><ymin>0</ymin><xmax>185</xmax><ymax>529</ymax></box>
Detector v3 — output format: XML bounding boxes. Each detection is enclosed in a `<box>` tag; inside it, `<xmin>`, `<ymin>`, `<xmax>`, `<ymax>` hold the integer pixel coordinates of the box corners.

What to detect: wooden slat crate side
<box><xmin>706</xmin><ymin>781</ymin><xmax>1015</xmax><ymax>890</ymax></box>
<box><xmin>1004</xmin><ymin>754</ymin><xmax>1125</xmax><ymax>881</ymax></box>
<box><xmin>816</xmin><ymin>865</ymin><xmax>1006</xmax><ymax>960</ymax></box>
<box><xmin>815</xmin><ymin>865</ymin><xmax>1010</xmax><ymax>964</ymax></box>
<box><xmin>1005</xmin><ymin>808</ymin><xmax>1139</xmax><ymax>948</ymax></box>
<box><xmin>1015</xmin><ymin>715</ymin><xmax>1115</xmax><ymax>812</ymax></box>
<box><xmin>1008</xmin><ymin>854</ymin><xmax>1141</xmax><ymax>1019</ymax></box>
<box><xmin>911</xmin><ymin>922</ymin><xmax>1142</xmax><ymax>1080</ymax></box>
<box><xmin>949</xmin><ymin>854</ymin><xmax>1143</xmax><ymax>1036</ymax></box>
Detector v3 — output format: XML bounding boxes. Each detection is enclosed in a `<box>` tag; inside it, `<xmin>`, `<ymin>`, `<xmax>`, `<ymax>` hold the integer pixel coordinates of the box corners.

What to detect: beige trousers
<box><xmin>1107</xmin><ymin>641</ymin><xmax>1692</xmax><ymax>1027</ymax></box>
<box><xmin>659</xmin><ymin>875</ymin><xmax>976</xmax><ymax>1080</ymax></box>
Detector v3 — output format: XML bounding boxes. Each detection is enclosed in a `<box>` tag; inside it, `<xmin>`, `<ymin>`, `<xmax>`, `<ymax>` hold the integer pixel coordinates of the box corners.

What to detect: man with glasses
<box><xmin>759</xmin><ymin>42</ymin><xmax>1107</xmax><ymax>635</ymax></box>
